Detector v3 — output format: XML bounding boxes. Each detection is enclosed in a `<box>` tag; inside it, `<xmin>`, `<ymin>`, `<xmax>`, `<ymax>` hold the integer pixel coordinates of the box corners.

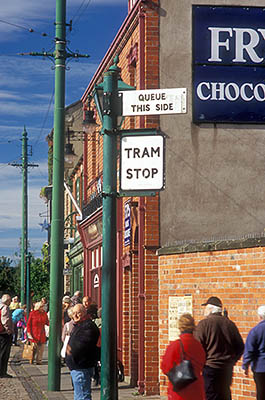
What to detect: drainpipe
<box><xmin>82</xmin><ymin>105</ymin><xmax>88</xmax><ymax>295</ymax></box>
<box><xmin>116</xmin><ymin>198</ymin><xmax>123</xmax><ymax>362</ymax></box>
<box><xmin>83</xmin><ymin>105</ymin><xmax>88</xmax><ymax>205</ymax></box>
<box><xmin>138</xmin><ymin>2</ymin><xmax>146</xmax><ymax>395</ymax></box>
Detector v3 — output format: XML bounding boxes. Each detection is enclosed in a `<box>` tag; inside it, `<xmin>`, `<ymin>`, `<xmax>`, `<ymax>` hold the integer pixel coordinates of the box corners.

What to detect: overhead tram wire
<box><xmin>0</xmin><ymin>19</ymin><xmax>52</xmax><ymax>38</ymax></box>
<box><xmin>31</xmin><ymin>87</ymin><xmax>55</xmax><ymax>152</ymax></box>
<box><xmin>0</xmin><ymin>157</ymin><xmax>22</xmax><ymax>170</ymax></box>
<box><xmin>66</xmin><ymin>0</ymin><xmax>92</xmax><ymax>36</ymax></box>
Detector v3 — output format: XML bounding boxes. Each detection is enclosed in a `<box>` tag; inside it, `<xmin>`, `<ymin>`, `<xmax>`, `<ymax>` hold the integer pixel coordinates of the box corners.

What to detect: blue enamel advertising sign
<box><xmin>193</xmin><ymin>6</ymin><xmax>265</xmax><ymax>123</ymax></box>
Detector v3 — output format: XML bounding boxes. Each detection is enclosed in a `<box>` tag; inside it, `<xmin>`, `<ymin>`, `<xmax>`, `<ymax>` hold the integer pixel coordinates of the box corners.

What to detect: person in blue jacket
<box><xmin>242</xmin><ymin>305</ymin><xmax>265</xmax><ymax>400</ymax></box>
<box><xmin>12</xmin><ymin>306</ymin><xmax>26</xmax><ymax>346</ymax></box>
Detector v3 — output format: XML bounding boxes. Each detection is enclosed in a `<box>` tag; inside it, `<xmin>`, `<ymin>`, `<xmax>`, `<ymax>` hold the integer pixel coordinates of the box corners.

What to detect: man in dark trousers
<box><xmin>0</xmin><ymin>294</ymin><xmax>13</xmax><ymax>378</ymax></box>
<box><xmin>194</xmin><ymin>296</ymin><xmax>244</xmax><ymax>400</ymax></box>
<box><xmin>66</xmin><ymin>303</ymin><xmax>99</xmax><ymax>400</ymax></box>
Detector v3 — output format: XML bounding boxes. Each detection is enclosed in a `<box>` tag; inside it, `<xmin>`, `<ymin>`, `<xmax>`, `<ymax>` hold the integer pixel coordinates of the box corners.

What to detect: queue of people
<box><xmin>3</xmin><ymin>291</ymin><xmax>265</xmax><ymax>399</ymax></box>
<box><xmin>161</xmin><ymin>296</ymin><xmax>265</xmax><ymax>400</ymax></box>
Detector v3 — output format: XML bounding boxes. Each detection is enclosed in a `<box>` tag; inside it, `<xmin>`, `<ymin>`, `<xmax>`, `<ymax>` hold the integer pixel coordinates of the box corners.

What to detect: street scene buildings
<box><xmin>46</xmin><ymin>0</ymin><xmax>264</xmax><ymax>398</ymax></box>
<box><xmin>58</xmin><ymin>0</ymin><xmax>265</xmax><ymax>398</ymax></box>
<box><xmin>3</xmin><ymin>0</ymin><xmax>265</xmax><ymax>399</ymax></box>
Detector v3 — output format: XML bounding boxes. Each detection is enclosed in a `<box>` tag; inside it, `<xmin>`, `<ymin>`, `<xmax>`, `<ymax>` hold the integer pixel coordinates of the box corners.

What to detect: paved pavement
<box><xmin>3</xmin><ymin>343</ymin><xmax>163</xmax><ymax>400</ymax></box>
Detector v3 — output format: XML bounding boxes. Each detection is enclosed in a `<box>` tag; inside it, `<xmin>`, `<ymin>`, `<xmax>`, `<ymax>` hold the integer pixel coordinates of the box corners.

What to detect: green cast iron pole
<box><xmin>48</xmin><ymin>0</ymin><xmax>66</xmax><ymax>391</ymax></box>
<box><xmin>100</xmin><ymin>58</ymin><xmax>120</xmax><ymax>400</ymax></box>
<box><xmin>26</xmin><ymin>253</ymin><xmax>31</xmax><ymax>320</ymax></box>
<box><xmin>21</xmin><ymin>127</ymin><xmax>28</xmax><ymax>305</ymax></box>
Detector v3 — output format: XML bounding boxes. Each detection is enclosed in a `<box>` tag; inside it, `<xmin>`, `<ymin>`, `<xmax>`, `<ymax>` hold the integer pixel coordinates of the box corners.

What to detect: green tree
<box><xmin>0</xmin><ymin>256</ymin><xmax>20</xmax><ymax>297</ymax></box>
<box><xmin>41</xmin><ymin>241</ymin><xmax>50</xmax><ymax>274</ymax></box>
<box><xmin>30</xmin><ymin>254</ymin><xmax>50</xmax><ymax>301</ymax></box>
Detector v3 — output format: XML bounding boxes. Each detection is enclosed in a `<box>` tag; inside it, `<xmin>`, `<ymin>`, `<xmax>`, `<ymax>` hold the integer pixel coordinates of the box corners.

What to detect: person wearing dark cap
<box><xmin>194</xmin><ymin>296</ymin><xmax>244</xmax><ymax>400</ymax></box>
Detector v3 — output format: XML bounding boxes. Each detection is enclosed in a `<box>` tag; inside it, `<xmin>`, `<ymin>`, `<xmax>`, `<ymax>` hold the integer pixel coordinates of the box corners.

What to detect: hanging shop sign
<box><xmin>121</xmin><ymin>88</ymin><xmax>186</xmax><ymax>116</ymax></box>
<box><xmin>193</xmin><ymin>5</ymin><xmax>265</xmax><ymax>123</ymax></box>
<box><xmin>93</xmin><ymin>273</ymin><xmax>99</xmax><ymax>289</ymax></box>
<box><xmin>120</xmin><ymin>131</ymin><xmax>165</xmax><ymax>192</ymax></box>
<box><xmin>124</xmin><ymin>202</ymin><xmax>131</xmax><ymax>247</ymax></box>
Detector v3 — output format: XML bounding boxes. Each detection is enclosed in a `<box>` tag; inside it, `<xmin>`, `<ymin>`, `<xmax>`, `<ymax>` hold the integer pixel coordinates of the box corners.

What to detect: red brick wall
<box><xmin>159</xmin><ymin>245</ymin><xmax>265</xmax><ymax>399</ymax></box>
<box><xmin>118</xmin><ymin>1</ymin><xmax>160</xmax><ymax>395</ymax></box>
<box><xmin>82</xmin><ymin>0</ymin><xmax>160</xmax><ymax>394</ymax></box>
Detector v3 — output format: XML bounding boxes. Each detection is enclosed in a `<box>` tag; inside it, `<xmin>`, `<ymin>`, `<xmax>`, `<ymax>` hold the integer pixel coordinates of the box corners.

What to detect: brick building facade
<box><xmin>63</xmin><ymin>1</ymin><xmax>265</xmax><ymax>399</ymax></box>
<box><xmin>158</xmin><ymin>1</ymin><xmax>265</xmax><ymax>399</ymax></box>
<box><xmin>77</xmin><ymin>0</ymin><xmax>161</xmax><ymax>395</ymax></box>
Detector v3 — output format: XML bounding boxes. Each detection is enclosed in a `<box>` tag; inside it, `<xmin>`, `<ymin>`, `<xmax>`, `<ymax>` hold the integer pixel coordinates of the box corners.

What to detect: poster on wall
<box><xmin>193</xmin><ymin>5</ymin><xmax>265</xmax><ymax>123</ymax></box>
<box><xmin>168</xmin><ymin>295</ymin><xmax>192</xmax><ymax>341</ymax></box>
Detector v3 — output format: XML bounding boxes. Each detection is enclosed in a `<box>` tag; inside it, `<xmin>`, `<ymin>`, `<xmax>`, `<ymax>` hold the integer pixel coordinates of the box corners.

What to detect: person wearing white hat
<box><xmin>242</xmin><ymin>305</ymin><xmax>265</xmax><ymax>400</ymax></box>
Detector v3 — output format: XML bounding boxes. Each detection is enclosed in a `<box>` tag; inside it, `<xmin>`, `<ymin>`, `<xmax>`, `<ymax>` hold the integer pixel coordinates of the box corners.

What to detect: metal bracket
<box><xmin>103</xmin><ymin>92</ymin><xmax>112</xmax><ymax>115</ymax></box>
<box><xmin>102</xmin><ymin>191</ymin><xmax>118</xmax><ymax>198</ymax></box>
<box><xmin>102</xmin><ymin>128</ymin><xmax>118</xmax><ymax>135</ymax></box>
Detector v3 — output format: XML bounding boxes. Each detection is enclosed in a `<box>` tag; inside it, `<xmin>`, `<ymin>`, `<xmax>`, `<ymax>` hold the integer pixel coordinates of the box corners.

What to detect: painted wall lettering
<box><xmin>193</xmin><ymin>6</ymin><xmax>265</xmax><ymax>123</ymax></box>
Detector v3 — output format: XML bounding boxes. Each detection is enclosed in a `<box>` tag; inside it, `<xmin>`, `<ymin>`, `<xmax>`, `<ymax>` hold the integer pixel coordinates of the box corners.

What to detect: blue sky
<box><xmin>0</xmin><ymin>0</ymin><xmax>128</xmax><ymax>262</ymax></box>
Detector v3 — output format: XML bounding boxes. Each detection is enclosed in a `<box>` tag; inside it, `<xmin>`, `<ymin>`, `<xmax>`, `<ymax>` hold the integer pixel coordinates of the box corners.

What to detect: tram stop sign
<box><xmin>120</xmin><ymin>132</ymin><xmax>165</xmax><ymax>192</ymax></box>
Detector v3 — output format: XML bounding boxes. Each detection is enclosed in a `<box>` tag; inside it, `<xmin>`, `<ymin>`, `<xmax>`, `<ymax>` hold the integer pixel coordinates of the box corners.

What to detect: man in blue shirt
<box><xmin>242</xmin><ymin>305</ymin><xmax>265</xmax><ymax>400</ymax></box>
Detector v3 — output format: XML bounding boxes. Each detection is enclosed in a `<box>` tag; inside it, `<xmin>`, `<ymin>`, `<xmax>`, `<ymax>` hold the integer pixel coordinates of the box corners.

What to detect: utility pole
<box><xmin>10</xmin><ymin>127</ymin><xmax>38</xmax><ymax>307</ymax></box>
<box><xmin>48</xmin><ymin>0</ymin><xmax>66</xmax><ymax>389</ymax></box>
<box><xmin>21</xmin><ymin>0</ymin><xmax>89</xmax><ymax>391</ymax></box>
<box><xmin>93</xmin><ymin>56</ymin><xmax>134</xmax><ymax>400</ymax></box>
<box><xmin>100</xmin><ymin>62</ymin><xmax>119</xmax><ymax>400</ymax></box>
<box><xmin>21</xmin><ymin>128</ymin><xmax>28</xmax><ymax>306</ymax></box>
<box><xmin>26</xmin><ymin>252</ymin><xmax>32</xmax><ymax>320</ymax></box>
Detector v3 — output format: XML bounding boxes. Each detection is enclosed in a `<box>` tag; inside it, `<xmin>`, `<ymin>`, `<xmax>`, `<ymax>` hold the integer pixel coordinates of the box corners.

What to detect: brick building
<box><xmin>76</xmin><ymin>0</ymin><xmax>161</xmax><ymax>395</ymax></box>
<box><xmin>62</xmin><ymin>1</ymin><xmax>265</xmax><ymax>399</ymax></box>
<box><xmin>158</xmin><ymin>1</ymin><xmax>265</xmax><ymax>399</ymax></box>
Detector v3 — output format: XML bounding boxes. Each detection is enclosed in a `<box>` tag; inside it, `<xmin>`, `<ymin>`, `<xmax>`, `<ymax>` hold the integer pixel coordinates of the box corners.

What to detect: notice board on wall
<box><xmin>168</xmin><ymin>295</ymin><xmax>193</xmax><ymax>341</ymax></box>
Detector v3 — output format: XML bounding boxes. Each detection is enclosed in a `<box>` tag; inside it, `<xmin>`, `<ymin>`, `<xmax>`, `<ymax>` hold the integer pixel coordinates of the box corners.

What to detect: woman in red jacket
<box><xmin>27</xmin><ymin>301</ymin><xmax>49</xmax><ymax>365</ymax></box>
<box><xmin>161</xmin><ymin>313</ymin><xmax>206</xmax><ymax>400</ymax></box>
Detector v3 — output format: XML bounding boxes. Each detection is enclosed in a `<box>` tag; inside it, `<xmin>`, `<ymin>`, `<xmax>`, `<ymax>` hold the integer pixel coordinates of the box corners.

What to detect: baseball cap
<box><xmin>201</xmin><ymin>296</ymin><xmax>222</xmax><ymax>307</ymax></box>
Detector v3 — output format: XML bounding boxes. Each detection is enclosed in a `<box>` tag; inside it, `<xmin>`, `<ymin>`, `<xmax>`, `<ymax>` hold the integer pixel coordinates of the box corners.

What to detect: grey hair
<box><xmin>207</xmin><ymin>304</ymin><xmax>222</xmax><ymax>314</ymax></box>
<box><xmin>1</xmin><ymin>294</ymin><xmax>11</xmax><ymax>304</ymax></box>
<box><xmin>257</xmin><ymin>306</ymin><xmax>265</xmax><ymax>319</ymax></box>
<box><xmin>67</xmin><ymin>306</ymin><xmax>74</xmax><ymax>319</ymax></box>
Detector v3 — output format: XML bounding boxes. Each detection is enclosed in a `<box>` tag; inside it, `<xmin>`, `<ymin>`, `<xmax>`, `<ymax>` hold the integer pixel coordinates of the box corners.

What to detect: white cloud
<box><xmin>0</xmin><ymin>231</ymin><xmax>47</xmax><ymax>259</ymax></box>
<box><xmin>0</xmin><ymin>163</ymin><xmax>48</xmax><ymax>230</ymax></box>
<box><xmin>0</xmin><ymin>90</ymin><xmax>20</xmax><ymax>100</ymax></box>
<box><xmin>0</xmin><ymin>101</ymin><xmax>51</xmax><ymax>116</ymax></box>
<box><xmin>0</xmin><ymin>0</ymin><xmax>126</xmax><ymax>37</ymax></box>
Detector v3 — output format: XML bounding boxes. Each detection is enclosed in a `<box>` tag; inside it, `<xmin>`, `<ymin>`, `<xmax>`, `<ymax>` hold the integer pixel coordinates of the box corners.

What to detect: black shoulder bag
<box><xmin>166</xmin><ymin>338</ymin><xmax>197</xmax><ymax>392</ymax></box>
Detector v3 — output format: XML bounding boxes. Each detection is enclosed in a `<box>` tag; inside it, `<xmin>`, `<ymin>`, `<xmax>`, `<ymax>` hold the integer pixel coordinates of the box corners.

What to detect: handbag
<box><xmin>61</xmin><ymin>335</ymin><xmax>70</xmax><ymax>358</ymax></box>
<box><xmin>22</xmin><ymin>341</ymin><xmax>35</xmax><ymax>362</ymax></box>
<box><xmin>166</xmin><ymin>338</ymin><xmax>197</xmax><ymax>392</ymax></box>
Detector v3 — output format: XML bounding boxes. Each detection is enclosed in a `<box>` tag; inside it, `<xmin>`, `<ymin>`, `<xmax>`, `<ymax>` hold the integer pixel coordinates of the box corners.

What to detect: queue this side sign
<box><xmin>121</xmin><ymin>88</ymin><xmax>187</xmax><ymax>116</ymax></box>
<box><xmin>120</xmin><ymin>132</ymin><xmax>165</xmax><ymax>192</ymax></box>
<box><xmin>193</xmin><ymin>5</ymin><xmax>265</xmax><ymax>123</ymax></box>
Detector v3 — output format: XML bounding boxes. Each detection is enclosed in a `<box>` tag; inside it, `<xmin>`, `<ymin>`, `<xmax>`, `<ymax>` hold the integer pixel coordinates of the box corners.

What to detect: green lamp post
<box><xmin>92</xmin><ymin>56</ymin><xmax>134</xmax><ymax>400</ymax></box>
<box><xmin>48</xmin><ymin>0</ymin><xmax>66</xmax><ymax>390</ymax></box>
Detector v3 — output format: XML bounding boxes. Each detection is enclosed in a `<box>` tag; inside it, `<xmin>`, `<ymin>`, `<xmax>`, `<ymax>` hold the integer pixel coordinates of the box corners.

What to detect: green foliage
<box><xmin>0</xmin><ymin>256</ymin><xmax>20</xmax><ymax>297</ymax></box>
<box><xmin>0</xmin><ymin>253</ymin><xmax>50</xmax><ymax>303</ymax></box>
<box><xmin>30</xmin><ymin>255</ymin><xmax>50</xmax><ymax>302</ymax></box>
<box><xmin>41</xmin><ymin>242</ymin><xmax>50</xmax><ymax>273</ymax></box>
<box><xmin>48</xmin><ymin>144</ymin><xmax>53</xmax><ymax>185</ymax></box>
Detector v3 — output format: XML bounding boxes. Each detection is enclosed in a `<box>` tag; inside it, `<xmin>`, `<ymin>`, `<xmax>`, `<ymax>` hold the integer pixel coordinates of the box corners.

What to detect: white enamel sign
<box><xmin>121</xmin><ymin>88</ymin><xmax>187</xmax><ymax>116</ymax></box>
<box><xmin>120</xmin><ymin>134</ymin><xmax>165</xmax><ymax>191</ymax></box>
